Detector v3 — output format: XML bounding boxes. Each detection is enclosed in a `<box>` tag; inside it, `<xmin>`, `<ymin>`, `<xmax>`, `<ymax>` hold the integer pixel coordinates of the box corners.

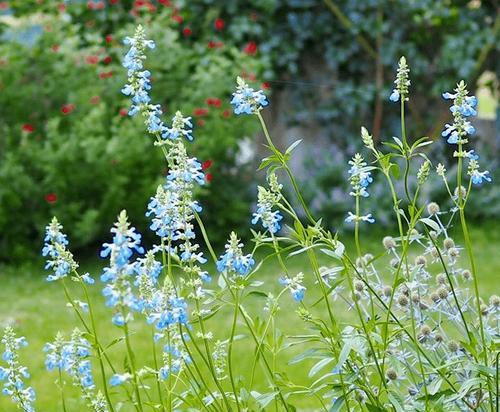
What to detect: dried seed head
<box><xmin>429</xmin><ymin>230</ymin><xmax>438</xmax><ymax>239</ymax></box>
<box><xmin>443</xmin><ymin>238</ymin><xmax>455</xmax><ymax>250</ymax></box>
<box><xmin>355</xmin><ymin>257</ymin><xmax>364</xmax><ymax>268</ymax></box>
<box><xmin>354</xmin><ymin>280</ymin><xmax>364</xmax><ymax>292</ymax></box>
<box><xmin>447</xmin><ymin>340</ymin><xmax>459</xmax><ymax>353</ymax></box>
<box><xmin>420</xmin><ymin>324</ymin><xmax>431</xmax><ymax>336</ymax></box>
<box><xmin>398</xmin><ymin>295</ymin><xmax>409</xmax><ymax>307</ymax></box>
<box><xmin>383</xmin><ymin>236</ymin><xmax>396</xmax><ymax>249</ymax></box>
<box><xmin>437</xmin><ymin>286</ymin><xmax>448</xmax><ymax>300</ymax></box>
<box><xmin>489</xmin><ymin>295</ymin><xmax>500</xmax><ymax>308</ymax></box>
<box><xmin>435</xmin><ymin>334</ymin><xmax>444</xmax><ymax>343</ymax></box>
<box><xmin>411</xmin><ymin>294</ymin><xmax>420</xmax><ymax>304</ymax></box>
<box><xmin>462</xmin><ymin>269</ymin><xmax>472</xmax><ymax>280</ymax></box>
<box><xmin>454</xmin><ymin>186</ymin><xmax>467</xmax><ymax>199</ymax></box>
<box><xmin>448</xmin><ymin>247</ymin><xmax>459</xmax><ymax>258</ymax></box>
<box><xmin>436</xmin><ymin>273</ymin><xmax>447</xmax><ymax>285</ymax></box>
<box><xmin>409</xmin><ymin>229</ymin><xmax>419</xmax><ymax>237</ymax></box>
<box><xmin>414</xmin><ymin>255</ymin><xmax>427</xmax><ymax>267</ymax></box>
<box><xmin>390</xmin><ymin>258</ymin><xmax>400</xmax><ymax>268</ymax></box>
<box><xmin>400</xmin><ymin>285</ymin><xmax>410</xmax><ymax>296</ymax></box>
<box><xmin>382</xmin><ymin>286</ymin><xmax>393</xmax><ymax>297</ymax></box>
<box><xmin>386</xmin><ymin>368</ymin><xmax>397</xmax><ymax>381</ymax></box>
<box><xmin>427</xmin><ymin>202</ymin><xmax>440</xmax><ymax>215</ymax></box>
<box><xmin>364</xmin><ymin>253</ymin><xmax>374</xmax><ymax>263</ymax></box>
<box><xmin>480</xmin><ymin>304</ymin><xmax>489</xmax><ymax>316</ymax></box>
<box><xmin>430</xmin><ymin>292</ymin><xmax>440</xmax><ymax>303</ymax></box>
<box><xmin>353</xmin><ymin>291</ymin><xmax>362</xmax><ymax>301</ymax></box>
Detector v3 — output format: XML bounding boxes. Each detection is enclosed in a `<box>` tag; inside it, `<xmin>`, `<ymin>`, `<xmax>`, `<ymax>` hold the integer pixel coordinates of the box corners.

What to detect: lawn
<box><xmin>0</xmin><ymin>222</ymin><xmax>498</xmax><ymax>411</ymax></box>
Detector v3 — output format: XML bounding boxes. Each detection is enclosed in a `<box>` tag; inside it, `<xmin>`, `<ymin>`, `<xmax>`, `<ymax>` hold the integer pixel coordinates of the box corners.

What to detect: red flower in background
<box><xmin>183</xmin><ymin>27</ymin><xmax>192</xmax><ymax>37</ymax></box>
<box><xmin>45</xmin><ymin>193</ymin><xmax>58</xmax><ymax>203</ymax></box>
<box><xmin>90</xmin><ymin>96</ymin><xmax>100</xmax><ymax>104</ymax></box>
<box><xmin>194</xmin><ymin>108</ymin><xmax>209</xmax><ymax>117</ymax></box>
<box><xmin>222</xmin><ymin>110</ymin><xmax>230</xmax><ymax>118</ymax></box>
<box><xmin>85</xmin><ymin>55</ymin><xmax>99</xmax><ymax>65</ymax></box>
<box><xmin>172</xmin><ymin>14</ymin><xmax>183</xmax><ymax>24</ymax></box>
<box><xmin>103</xmin><ymin>56</ymin><xmax>112</xmax><ymax>64</ymax></box>
<box><xmin>51</xmin><ymin>44</ymin><xmax>60</xmax><ymax>52</ymax></box>
<box><xmin>105</xmin><ymin>34</ymin><xmax>113</xmax><ymax>43</ymax></box>
<box><xmin>99</xmin><ymin>71</ymin><xmax>113</xmax><ymax>79</ymax></box>
<box><xmin>0</xmin><ymin>2</ymin><xmax>9</xmax><ymax>10</ymax></box>
<box><xmin>205</xmin><ymin>173</ymin><xmax>213</xmax><ymax>183</ymax></box>
<box><xmin>197</xmin><ymin>119</ymin><xmax>206</xmax><ymax>127</ymax></box>
<box><xmin>206</xmin><ymin>98</ymin><xmax>221</xmax><ymax>108</ymax></box>
<box><xmin>110</xmin><ymin>0</ymin><xmax>119</xmax><ymax>4</ymax></box>
<box><xmin>119</xmin><ymin>108</ymin><xmax>129</xmax><ymax>117</ymax></box>
<box><xmin>158</xmin><ymin>0</ymin><xmax>171</xmax><ymax>5</ymax></box>
<box><xmin>261</xmin><ymin>81</ymin><xmax>270</xmax><ymax>90</ymax></box>
<box><xmin>202</xmin><ymin>160</ymin><xmax>213</xmax><ymax>170</ymax></box>
<box><xmin>243</xmin><ymin>41</ymin><xmax>257</xmax><ymax>55</ymax></box>
<box><xmin>61</xmin><ymin>104</ymin><xmax>75</xmax><ymax>115</ymax></box>
<box><xmin>214</xmin><ymin>18</ymin><xmax>225</xmax><ymax>31</ymax></box>
<box><xmin>58</xmin><ymin>3</ymin><xmax>66</xmax><ymax>12</ymax></box>
<box><xmin>22</xmin><ymin>124</ymin><xmax>35</xmax><ymax>133</ymax></box>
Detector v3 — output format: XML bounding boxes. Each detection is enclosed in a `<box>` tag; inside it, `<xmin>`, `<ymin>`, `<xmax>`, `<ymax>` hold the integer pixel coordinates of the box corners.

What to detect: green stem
<box><xmin>227</xmin><ymin>289</ymin><xmax>242</xmax><ymax>411</ymax></box>
<box><xmin>151</xmin><ymin>327</ymin><xmax>166</xmax><ymax>412</ymax></box>
<box><xmin>122</xmin><ymin>312</ymin><xmax>144</xmax><ymax>412</ymax></box>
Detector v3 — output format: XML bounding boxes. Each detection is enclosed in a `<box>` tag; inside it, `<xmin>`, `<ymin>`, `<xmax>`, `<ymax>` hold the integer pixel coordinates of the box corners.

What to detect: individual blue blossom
<box><xmin>231</xmin><ymin>76</ymin><xmax>269</xmax><ymax>115</ymax></box>
<box><xmin>110</xmin><ymin>373</ymin><xmax>131</xmax><ymax>387</ymax></box>
<box><xmin>443</xmin><ymin>91</ymin><xmax>477</xmax><ymax>117</ymax></box>
<box><xmin>216</xmin><ymin>232</ymin><xmax>255</xmax><ymax>276</ymax></box>
<box><xmin>389</xmin><ymin>56</ymin><xmax>410</xmax><ymax>102</ymax></box>
<box><xmin>279</xmin><ymin>273</ymin><xmax>306</xmax><ymax>302</ymax></box>
<box><xmin>468</xmin><ymin>159</ymin><xmax>492</xmax><ymax>185</ymax></box>
<box><xmin>100</xmin><ymin>211</ymin><xmax>143</xmax><ymax>325</ymax></box>
<box><xmin>252</xmin><ymin>173</ymin><xmax>283</xmax><ymax>234</ymax></box>
<box><xmin>0</xmin><ymin>327</ymin><xmax>36</xmax><ymax>412</ymax></box>
<box><xmin>81</xmin><ymin>272</ymin><xmax>95</xmax><ymax>285</ymax></box>
<box><xmin>42</xmin><ymin>217</ymin><xmax>78</xmax><ymax>281</ymax></box>
<box><xmin>345</xmin><ymin>212</ymin><xmax>375</xmax><ymax>224</ymax></box>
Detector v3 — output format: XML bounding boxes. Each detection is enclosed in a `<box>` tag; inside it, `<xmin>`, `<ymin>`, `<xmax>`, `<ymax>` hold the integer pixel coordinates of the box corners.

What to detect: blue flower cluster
<box><xmin>100</xmin><ymin>210</ymin><xmax>144</xmax><ymax>326</ymax></box>
<box><xmin>279</xmin><ymin>273</ymin><xmax>306</xmax><ymax>302</ymax></box>
<box><xmin>44</xmin><ymin>330</ymin><xmax>97</xmax><ymax>392</ymax></box>
<box><xmin>42</xmin><ymin>217</ymin><xmax>77</xmax><ymax>281</ymax></box>
<box><xmin>346</xmin><ymin>154</ymin><xmax>375</xmax><ymax>224</ymax></box>
<box><xmin>216</xmin><ymin>232</ymin><xmax>255</xmax><ymax>277</ymax></box>
<box><xmin>0</xmin><ymin>327</ymin><xmax>35</xmax><ymax>412</ymax></box>
<box><xmin>389</xmin><ymin>56</ymin><xmax>410</xmax><ymax>102</ymax></box>
<box><xmin>231</xmin><ymin>76</ymin><xmax>269</xmax><ymax>115</ymax></box>
<box><xmin>252</xmin><ymin>175</ymin><xmax>283</xmax><ymax>234</ymax></box>
<box><xmin>442</xmin><ymin>82</ymin><xmax>491</xmax><ymax>186</ymax></box>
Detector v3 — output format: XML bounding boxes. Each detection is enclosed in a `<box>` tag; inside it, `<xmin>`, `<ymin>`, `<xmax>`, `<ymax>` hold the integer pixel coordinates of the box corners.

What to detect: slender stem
<box><xmin>122</xmin><ymin>313</ymin><xmax>144</xmax><ymax>412</ymax></box>
<box><xmin>58</xmin><ymin>367</ymin><xmax>68</xmax><ymax>412</ymax></box>
<box><xmin>151</xmin><ymin>327</ymin><xmax>166</xmax><ymax>412</ymax></box>
<box><xmin>227</xmin><ymin>289</ymin><xmax>241</xmax><ymax>411</ymax></box>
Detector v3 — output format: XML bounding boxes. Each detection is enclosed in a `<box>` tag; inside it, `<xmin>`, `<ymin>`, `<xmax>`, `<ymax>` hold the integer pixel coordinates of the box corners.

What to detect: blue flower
<box><xmin>110</xmin><ymin>373</ymin><xmax>131</xmax><ymax>386</ymax></box>
<box><xmin>216</xmin><ymin>232</ymin><xmax>255</xmax><ymax>276</ymax></box>
<box><xmin>231</xmin><ymin>76</ymin><xmax>268</xmax><ymax>115</ymax></box>
<box><xmin>42</xmin><ymin>217</ymin><xmax>77</xmax><ymax>282</ymax></box>
<box><xmin>251</xmin><ymin>206</ymin><xmax>283</xmax><ymax>234</ymax></box>
<box><xmin>279</xmin><ymin>274</ymin><xmax>306</xmax><ymax>302</ymax></box>
<box><xmin>0</xmin><ymin>327</ymin><xmax>36</xmax><ymax>412</ymax></box>
<box><xmin>389</xmin><ymin>89</ymin><xmax>400</xmax><ymax>102</ymax></box>
<box><xmin>470</xmin><ymin>170</ymin><xmax>492</xmax><ymax>185</ymax></box>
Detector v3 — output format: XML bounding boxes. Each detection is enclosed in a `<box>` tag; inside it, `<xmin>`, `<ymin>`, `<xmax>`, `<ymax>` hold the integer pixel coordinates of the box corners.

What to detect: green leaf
<box><xmin>308</xmin><ymin>357</ymin><xmax>334</xmax><ymax>378</ymax></box>
<box><xmin>420</xmin><ymin>217</ymin><xmax>440</xmax><ymax>232</ymax></box>
<box><xmin>285</xmin><ymin>139</ymin><xmax>302</xmax><ymax>154</ymax></box>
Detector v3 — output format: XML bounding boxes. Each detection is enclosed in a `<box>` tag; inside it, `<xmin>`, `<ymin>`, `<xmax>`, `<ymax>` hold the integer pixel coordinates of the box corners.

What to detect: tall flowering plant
<box><xmin>2</xmin><ymin>27</ymin><xmax>496</xmax><ymax>412</ymax></box>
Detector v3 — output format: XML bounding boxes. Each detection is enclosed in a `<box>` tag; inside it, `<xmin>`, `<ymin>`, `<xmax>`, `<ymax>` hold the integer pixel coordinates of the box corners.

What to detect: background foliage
<box><xmin>0</xmin><ymin>0</ymin><xmax>497</xmax><ymax>260</ymax></box>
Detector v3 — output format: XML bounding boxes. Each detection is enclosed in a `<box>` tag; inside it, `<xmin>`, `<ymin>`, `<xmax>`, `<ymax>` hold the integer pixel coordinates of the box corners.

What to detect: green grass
<box><xmin>0</xmin><ymin>223</ymin><xmax>498</xmax><ymax>411</ymax></box>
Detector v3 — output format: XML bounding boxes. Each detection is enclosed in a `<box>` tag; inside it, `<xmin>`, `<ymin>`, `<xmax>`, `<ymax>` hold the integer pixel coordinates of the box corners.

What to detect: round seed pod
<box><xmin>398</xmin><ymin>295</ymin><xmax>409</xmax><ymax>307</ymax></box>
<box><xmin>437</xmin><ymin>286</ymin><xmax>448</xmax><ymax>300</ymax></box>
<box><xmin>420</xmin><ymin>324</ymin><xmax>431</xmax><ymax>336</ymax></box>
<box><xmin>447</xmin><ymin>340</ymin><xmax>459</xmax><ymax>353</ymax></box>
<box><xmin>411</xmin><ymin>294</ymin><xmax>420</xmax><ymax>304</ymax></box>
<box><xmin>436</xmin><ymin>273</ymin><xmax>447</xmax><ymax>285</ymax></box>
<box><xmin>435</xmin><ymin>334</ymin><xmax>444</xmax><ymax>343</ymax></box>
<box><xmin>430</xmin><ymin>247</ymin><xmax>440</xmax><ymax>259</ymax></box>
<box><xmin>448</xmin><ymin>247</ymin><xmax>459</xmax><ymax>258</ymax></box>
<box><xmin>454</xmin><ymin>186</ymin><xmax>467</xmax><ymax>199</ymax></box>
<box><xmin>386</xmin><ymin>368</ymin><xmax>397</xmax><ymax>381</ymax></box>
<box><xmin>382</xmin><ymin>286</ymin><xmax>393</xmax><ymax>297</ymax></box>
<box><xmin>427</xmin><ymin>202</ymin><xmax>440</xmax><ymax>215</ymax></box>
<box><xmin>480</xmin><ymin>304</ymin><xmax>489</xmax><ymax>316</ymax></box>
<box><xmin>462</xmin><ymin>269</ymin><xmax>472</xmax><ymax>280</ymax></box>
<box><xmin>364</xmin><ymin>253</ymin><xmax>374</xmax><ymax>263</ymax></box>
<box><xmin>354</xmin><ymin>280</ymin><xmax>364</xmax><ymax>292</ymax></box>
<box><xmin>383</xmin><ymin>236</ymin><xmax>396</xmax><ymax>250</ymax></box>
<box><xmin>443</xmin><ymin>238</ymin><xmax>455</xmax><ymax>250</ymax></box>
<box><xmin>415</xmin><ymin>255</ymin><xmax>427</xmax><ymax>267</ymax></box>
<box><xmin>489</xmin><ymin>295</ymin><xmax>500</xmax><ymax>308</ymax></box>
<box><xmin>430</xmin><ymin>292</ymin><xmax>440</xmax><ymax>303</ymax></box>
